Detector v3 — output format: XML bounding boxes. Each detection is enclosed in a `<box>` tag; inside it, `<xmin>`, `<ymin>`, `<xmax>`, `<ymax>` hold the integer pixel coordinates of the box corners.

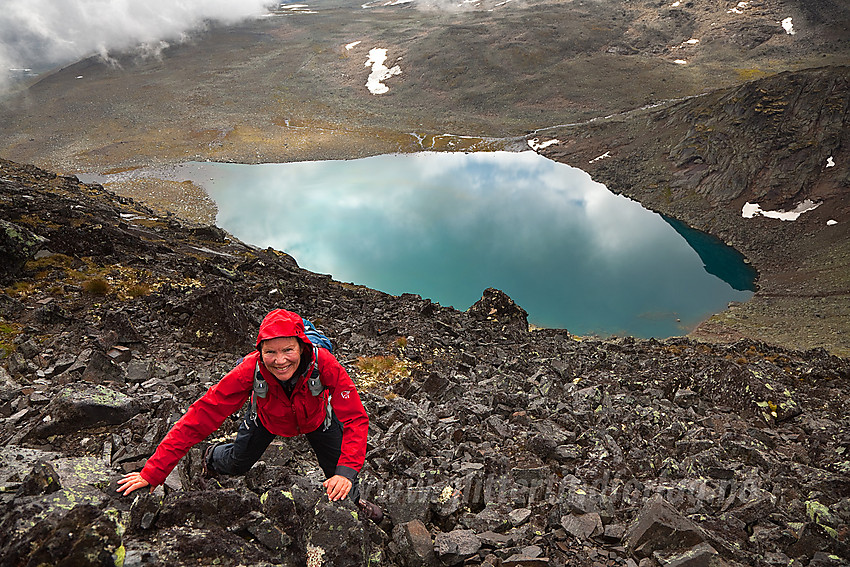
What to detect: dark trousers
<box><xmin>207</xmin><ymin>411</ymin><xmax>360</xmax><ymax>502</ymax></box>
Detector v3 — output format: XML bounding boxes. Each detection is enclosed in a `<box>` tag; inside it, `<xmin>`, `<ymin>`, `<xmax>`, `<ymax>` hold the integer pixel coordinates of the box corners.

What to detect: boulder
<box><xmin>24</xmin><ymin>384</ymin><xmax>142</xmax><ymax>440</ymax></box>
<box><xmin>102</xmin><ymin>310</ymin><xmax>144</xmax><ymax>344</ymax></box>
<box><xmin>1</xmin><ymin>504</ymin><xmax>122</xmax><ymax>566</ymax></box>
<box><xmin>152</xmin><ymin>488</ymin><xmax>261</xmax><ymax>530</ymax></box>
<box><xmin>382</xmin><ymin>486</ymin><xmax>433</xmax><ymax>525</ymax></box>
<box><xmin>656</xmin><ymin>542</ymin><xmax>727</xmax><ymax>567</ymax></box>
<box><xmin>81</xmin><ymin>350</ymin><xmax>125</xmax><ymax>383</ymax></box>
<box><xmin>242</xmin><ymin>510</ymin><xmax>293</xmax><ymax>551</ymax></box>
<box><xmin>305</xmin><ymin>496</ymin><xmax>384</xmax><ymax>567</ymax></box>
<box><xmin>467</xmin><ymin>288</ymin><xmax>528</xmax><ymax>332</ymax></box>
<box><xmin>560</xmin><ymin>512</ymin><xmax>603</xmax><ymax>541</ymax></box>
<box><xmin>16</xmin><ymin>459</ymin><xmax>62</xmax><ymax>497</ymax></box>
<box><xmin>434</xmin><ymin>529</ymin><xmax>481</xmax><ymax>566</ymax></box>
<box><xmin>177</xmin><ymin>282</ymin><xmax>254</xmax><ymax>353</ymax></box>
<box><xmin>393</xmin><ymin>519</ymin><xmax>438</xmax><ymax>567</ymax></box>
<box><xmin>0</xmin><ymin>218</ymin><xmax>46</xmax><ymax>284</ymax></box>
<box><xmin>626</xmin><ymin>494</ymin><xmax>706</xmax><ymax>559</ymax></box>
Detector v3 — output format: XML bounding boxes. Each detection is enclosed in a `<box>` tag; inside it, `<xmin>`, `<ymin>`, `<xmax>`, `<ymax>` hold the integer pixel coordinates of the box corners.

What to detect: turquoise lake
<box><xmin>156</xmin><ymin>151</ymin><xmax>756</xmax><ymax>338</ymax></box>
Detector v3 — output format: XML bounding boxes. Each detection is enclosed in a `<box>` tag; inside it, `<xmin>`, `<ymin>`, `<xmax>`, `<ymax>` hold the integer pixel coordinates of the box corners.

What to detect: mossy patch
<box><xmin>352</xmin><ymin>354</ymin><xmax>413</xmax><ymax>393</ymax></box>
<box><xmin>0</xmin><ymin>320</ymin><xmax>22</xmax><ymax>358</ymax></box>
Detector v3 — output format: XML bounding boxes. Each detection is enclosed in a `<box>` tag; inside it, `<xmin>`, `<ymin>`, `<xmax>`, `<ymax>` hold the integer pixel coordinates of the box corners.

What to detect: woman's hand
<box><xmin>116</xmin><ymin>471</ymin><xmax>152</xmax><ymax>496</ymax></box>
<box><xmin>323</xmin><ymin>474</ymin><xmax>352</xmax><ymax>501</ymax></box>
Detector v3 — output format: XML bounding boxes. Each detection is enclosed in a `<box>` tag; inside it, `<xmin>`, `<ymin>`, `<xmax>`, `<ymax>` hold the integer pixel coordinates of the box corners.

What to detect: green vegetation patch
<box><xmin>353</xmin><ymin>354</ymin><xmax>413</xmax><ymax>396</ymax></box>
<box><xmin>0</xmin><ymin>320</ymin><xmax>22</xmax><ymax>358</ymax></box>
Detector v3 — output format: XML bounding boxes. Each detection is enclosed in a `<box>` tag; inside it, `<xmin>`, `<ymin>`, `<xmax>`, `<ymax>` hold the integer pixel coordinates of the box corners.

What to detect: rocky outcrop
<box><xmin>0</xmin><ymin>219</ymin><xmax>47</xmax><ymax>285</ymax></box>
<box><xmin>1</xmin><ymin>159</ymin><xmax>848</xmax><ymax>566</ymax></box>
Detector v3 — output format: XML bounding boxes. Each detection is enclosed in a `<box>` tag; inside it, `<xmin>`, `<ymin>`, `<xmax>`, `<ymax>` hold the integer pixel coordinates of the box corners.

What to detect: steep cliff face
<box><xmin>669</xmin><ymin>69</ymin><xmax>847</xmax><ymax>206</ymax></box>
<box><xmin>536</xmin><ymin>66</ymin><xmax>850</xmax><ymax>355</ymax></box>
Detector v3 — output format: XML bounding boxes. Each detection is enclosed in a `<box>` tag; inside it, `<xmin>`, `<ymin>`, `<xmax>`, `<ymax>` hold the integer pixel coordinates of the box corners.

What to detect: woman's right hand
<box><xmin>116</xmin><ymin>471</ymin><xmax>152</xmax><ymax>496</ymax></box>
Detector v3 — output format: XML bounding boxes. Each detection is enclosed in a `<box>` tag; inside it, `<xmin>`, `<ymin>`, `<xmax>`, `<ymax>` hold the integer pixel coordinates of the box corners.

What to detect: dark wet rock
<box><xmin>626</xmin><ymin>494</ymin><xmax>708</xmax><ymax>559</ymax></box>
<box><xmin>561</xmin><ymin>512</ymin><xmax>603</xmax><ymax>541</ymax></box>
<box><xmin>153</xmin><ymin>488</ymin><xmax>261</xmax><ymax>530</ymax></box>
<box><xmin>128</xmin><ymin>492</ymin><xmax>165</xmax><ymax>531</ymax></box>
<box><xmin>466</xmin><ymin>503</ymin><xmax>513</xmax><ymax>533</ymax></box>
<box><xmin>102</xmin><ymin>310</ymin><xmax>144</xmax><ymax>344</ymax></box>
<box><xmin>467</xmin><ymin>287</ymin><xmax>529</xmax><ymax>333</ymax></box>
<box><xmin>15</xmin><ymin>459</ymin><xmax>62</xmax><ymax>497</ymax></box>
<box><xmin>258</xmin><ymin>485</ymin><xmax>303</xmax><ymax>542</ymax></box>
<box><xmin>0</xmin><ymin>218</ymin><xmax>47</xmax><ymax>284</ymax></box>
<box><xmin>190</xmin><ymin>224</ymin><xmax>228</xmax><ymax>243</ymax></box>
<box><xmin>786</xmin><ymin>521</ymin><xmax>849</xmax><ymax>562</ymax></box>
<box><xmin>509</xmin><ymin>507</ymin><xmax>532</xmax><ymax>527</ymax></box>
<box><xmin>392</xmin><ymin>519</ymin><xmax>439</xmax><ymax>567</ymax></box>
<box><xmin>434</xmin><ymin>528</ymin><xmax>481</xmax><ymax>565</ymax></box>
<box><xmin>654</xmin><ymin>542</ymin><xmax>725</xmax><ymax>567</ymax></box>
<box><xmin>176</xmin><ymin>282</ymin><xmax>254</xmax><ymax>353</ymax></box>
<box><xmin>23</xmin><ymin>383</ymin><xmax>142</xmax><ymax>440</ymax></box>
<box><xmin>382</xmin><ymin>486</ymin><xmax>433</xmax><ymax>526</ymax></box>
<box><xmin>305</xmin><ymin>496</ymin><xmax>385</xmax><ymax>567</ymax></box>
<box><xmin>1</xmin><ymin>504</ymin><xmax>123</xmax><ymax>567</ymax></box>
<box><xmin>81</xmin><ymin>350</ymin><xmax>125</xmax><ymax>383</ymax></box>
<box><xmin>242</xmin><ymin>509</ymin><xmax>293</xmax><ymax>551</ymax></box>
<box><xmin>125</xmin><ymin>358</ymin><xmax>156</xmax><ymax>384</ymax></box>
<box><xmin>502</xmin><ymin>553</ymin><xmax>551</xmax><ymax>567</ymax></box>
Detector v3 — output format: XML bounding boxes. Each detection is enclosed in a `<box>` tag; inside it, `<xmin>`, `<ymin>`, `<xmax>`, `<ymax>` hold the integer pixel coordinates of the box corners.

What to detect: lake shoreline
<box><xmin>83</xmin><ymin>152</ymin><xmax>756</xmax><ymax>341</ymax></box>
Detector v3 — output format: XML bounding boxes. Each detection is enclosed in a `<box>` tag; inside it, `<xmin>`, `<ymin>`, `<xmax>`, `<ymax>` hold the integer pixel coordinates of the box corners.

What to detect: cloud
<box><xmin>0</xmin><ymin>0</ymin><xmax>275</xmax><ymax>91</ymax></box>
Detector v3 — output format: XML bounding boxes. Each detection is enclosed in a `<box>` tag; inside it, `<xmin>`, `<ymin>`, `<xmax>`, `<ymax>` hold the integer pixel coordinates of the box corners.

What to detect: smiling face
<box><xmin>260</xmin><ymin>336</ymin><xmax>304</xmax><ymax>381</ymax></box>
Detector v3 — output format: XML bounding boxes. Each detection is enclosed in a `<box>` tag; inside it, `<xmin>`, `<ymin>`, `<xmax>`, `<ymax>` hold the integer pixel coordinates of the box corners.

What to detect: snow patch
<box><xmin>742</xmin><ymin>199</ymin><xmax>821</xmax><ymax>221</ymax></box>
<box><xmin>826</xmin><ymin>156</ymin><xmax>835</xmax><ymax>168</ymax></box>
<box><xmin>273</xmin><ymin>4</ymin><xmax>318</xmax><ymax>14</ymax></box>
<box><xmin>362</xmin><ymin>0</ymin><xmax>413</xmax><ymax>7</ymax></box>
<box><xmin>827</xmin><ymin>220</ymin><xmax>838</xmax><ymax>226</ymax></box>
<box><xmin>728</xmin><ymin>1</ymin><xmax>748</xmax><ymax>14</ymax></box>
<box><xmin>365</xmin><ymin>48</ymin><xmax>402</xmax><ymax>95</ymax></box>
<box><xmin>782</xmin><ymin>17</ymin><xmax>795</xmax><ymax>35</ymax></box>
<box><xmin>346</xmin><ymin>41</ymin><xmax>362</xmax><ymax>50</ymax></box>
<box><xmin>527</xmin><ymin>138</ymin><xmax>560</xmax><ymax>150</ymax></box>
<box><xmin>674</xmin><ymin>59</ymin><xmax>688</xmax><ymax>65</ymax></box>
<box><xmin>589</xmin><ymin>151</ymin><xmax>611</xmax><ymax>163</ymax></box>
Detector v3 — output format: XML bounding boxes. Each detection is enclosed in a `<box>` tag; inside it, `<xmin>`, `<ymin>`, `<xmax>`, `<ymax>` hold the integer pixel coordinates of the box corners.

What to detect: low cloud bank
<box><xmin>0</xmin><ymin>0</ymin><xmax>276</xmax><ymax>92</ymax></box>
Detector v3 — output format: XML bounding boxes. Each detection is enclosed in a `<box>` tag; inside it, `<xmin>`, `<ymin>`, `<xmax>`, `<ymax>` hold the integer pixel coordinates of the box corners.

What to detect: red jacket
<box><xmin>140</xmin><ymin>309</ymin><xmax>369</xmax><ymax>487</ymax></box>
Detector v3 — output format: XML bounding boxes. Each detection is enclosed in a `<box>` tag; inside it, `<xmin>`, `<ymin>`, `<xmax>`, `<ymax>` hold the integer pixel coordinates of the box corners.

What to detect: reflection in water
<box><xmin>662</xmin><ymin>216</ymin><xmax>757</xmax><ymax>292</ymax></box>
<box><xmin>182</xmin><ymin>151</ymin><xmax>755</xmax><ymax>338</ymax></box>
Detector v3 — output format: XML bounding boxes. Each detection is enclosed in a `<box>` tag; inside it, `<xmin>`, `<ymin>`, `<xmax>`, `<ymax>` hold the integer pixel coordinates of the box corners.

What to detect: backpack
<box><xmin>303</xmin><ymin>318</ymin><xmax>333</xmax><ymax>352</ymax></box>
<box><xmin>250</xmin><ymin>317</ymin><xmax>334</xmax><ymax>428</ymax></box>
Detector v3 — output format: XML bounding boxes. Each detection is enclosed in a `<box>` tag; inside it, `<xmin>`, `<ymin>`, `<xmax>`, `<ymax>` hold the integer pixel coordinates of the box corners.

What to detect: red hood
<box><xmin>256</xmin><ymin>309</ymin><xmax>311</xmax><ymax>349</ymax></box>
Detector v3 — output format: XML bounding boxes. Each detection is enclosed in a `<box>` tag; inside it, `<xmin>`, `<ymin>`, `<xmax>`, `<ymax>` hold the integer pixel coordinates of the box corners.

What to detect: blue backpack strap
<box><xmin>302</xmin><ymin>318</ymin><xmax>333</xmax><ymax>353</ymax></box>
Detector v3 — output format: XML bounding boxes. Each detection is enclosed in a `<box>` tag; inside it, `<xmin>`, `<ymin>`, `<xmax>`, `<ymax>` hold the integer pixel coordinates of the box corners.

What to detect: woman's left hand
<box><xmin>323</xmin><ymin>474</ymin><xmax>352</xmax><ymax>501</ymax></box>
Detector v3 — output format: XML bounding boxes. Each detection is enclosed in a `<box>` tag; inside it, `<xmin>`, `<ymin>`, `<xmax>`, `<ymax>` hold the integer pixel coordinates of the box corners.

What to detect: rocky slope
<box><xmin>2</xmin><ymin>159</ymin><xmax>849</xmax><ymax>566</ymax></box>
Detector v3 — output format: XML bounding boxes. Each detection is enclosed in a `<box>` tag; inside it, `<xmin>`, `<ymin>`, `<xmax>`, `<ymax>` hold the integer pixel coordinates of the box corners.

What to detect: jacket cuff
<box><xmin>335</xmin><ymin>465</ymin><xmax>358</xmax><ymax>480</ymax></box>
<box><xmin>139</xmin><ymin>467</ymin><xmax>161</xmax><ymax>488</ymax></box>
